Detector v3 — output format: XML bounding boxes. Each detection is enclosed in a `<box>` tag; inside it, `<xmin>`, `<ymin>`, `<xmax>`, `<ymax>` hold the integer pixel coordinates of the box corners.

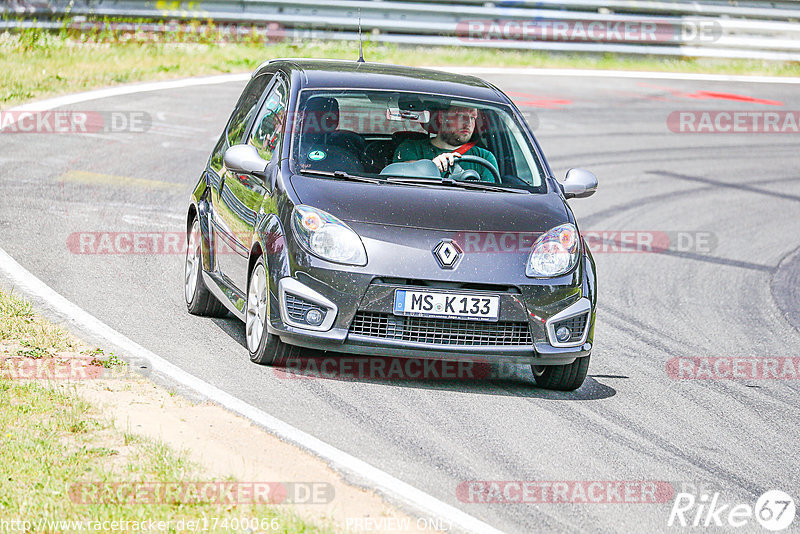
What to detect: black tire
<box><xmin>246</xmin><ymin>256</ymin><xmax>300</xmax><ymax>366</ymax></box>
<box><xmin>532</xmin><ymin>355</ymin><xmax>590</xmax><ymax>391</ymax></box>
<box><xmin>185</xmin><ymin>217</ymin><xmax>229</xmax><ymax>317</ymax></box>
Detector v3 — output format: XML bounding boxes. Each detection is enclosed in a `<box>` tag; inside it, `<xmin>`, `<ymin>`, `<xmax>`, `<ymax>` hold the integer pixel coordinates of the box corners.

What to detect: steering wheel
<box><xmin>444</xmin><ymin>155</ymin><xmax>501</xmax><ymax>183</ymax></box>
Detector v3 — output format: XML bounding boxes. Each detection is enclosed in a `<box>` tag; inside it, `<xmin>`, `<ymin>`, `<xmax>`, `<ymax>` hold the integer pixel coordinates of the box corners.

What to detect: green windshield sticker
<box><xmin>308</xmin><ymin>150</ymin><xmax>326</xmax><ymax>161</ymax></box>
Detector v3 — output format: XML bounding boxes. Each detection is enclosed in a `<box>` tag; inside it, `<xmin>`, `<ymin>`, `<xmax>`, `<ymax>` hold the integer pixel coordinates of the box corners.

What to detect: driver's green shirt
<box><xmin>393</xmin><ymin>138</ymin><xmax>499</xmax><ymax>183</ymax></box>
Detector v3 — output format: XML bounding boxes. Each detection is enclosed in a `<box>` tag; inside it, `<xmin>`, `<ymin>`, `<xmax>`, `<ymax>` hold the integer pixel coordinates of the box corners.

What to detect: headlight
<box><xmin>291</xmin><ymin>205</ymin><xmax>367</xmax><ymax>266</ymax></box>
<box><xmin>526</xmin><ymin>223</ymin><xmax>580</xmax><ymax>277</ymax></box>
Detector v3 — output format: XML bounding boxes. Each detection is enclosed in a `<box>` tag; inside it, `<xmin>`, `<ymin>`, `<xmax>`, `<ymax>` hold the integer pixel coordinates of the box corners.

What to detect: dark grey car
<box><xmin>184</xmin><ymin>59</ymin><xmax>598</xmax><ymax>390</ymax></box>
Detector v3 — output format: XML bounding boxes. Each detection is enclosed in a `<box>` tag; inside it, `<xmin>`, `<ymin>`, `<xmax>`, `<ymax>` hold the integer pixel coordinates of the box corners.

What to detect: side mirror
<box><xmin>223</xmin><ymin>144</ymin><xmax>268</xmax><ymax>179</ymax></box>
<box><xmin>561</xmin><ymin>168</ymin><xmax>598</xmax><ymax>199</ymax></box>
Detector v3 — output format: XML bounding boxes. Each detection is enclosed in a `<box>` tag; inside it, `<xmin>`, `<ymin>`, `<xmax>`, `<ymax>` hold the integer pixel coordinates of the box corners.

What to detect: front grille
<box><xmin>349</xmin><ymin>312</ymin><xmax>533</xmax><ymax>346</ymax></box>
<box><xmin>285</xmin><ymin>293</ymin><xmax>319</xmax><ymax>323</ymax></box>
<box><xmin>553</xmin><ymin>313</ymin><xmax>588</xmax><ymax>343</ymax></box>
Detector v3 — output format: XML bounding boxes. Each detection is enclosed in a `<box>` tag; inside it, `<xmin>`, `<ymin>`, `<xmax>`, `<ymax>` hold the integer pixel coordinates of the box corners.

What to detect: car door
<box><xmin>214</xmin><ymin>74</ymin><xmax>289</xmax><ymax>293</ymax></box>
<box><xmin>206</xmin><ymin>72</ymin><xmax>273</xmax><ymax>299</ymax></box>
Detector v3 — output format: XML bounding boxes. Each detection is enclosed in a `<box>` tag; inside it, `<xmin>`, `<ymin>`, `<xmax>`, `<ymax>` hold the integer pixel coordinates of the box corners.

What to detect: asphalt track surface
<box><xmin>2</xmin><ymin>70</ymin><xmax>799</xmax><ymax>533</ymax></box>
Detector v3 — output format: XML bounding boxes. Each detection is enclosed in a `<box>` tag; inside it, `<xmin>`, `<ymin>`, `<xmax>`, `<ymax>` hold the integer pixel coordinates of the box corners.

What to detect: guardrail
<box><xmin>3</xmin><ymin>0</ymin><xmax>800</xmax><ymax>61</ymax></box>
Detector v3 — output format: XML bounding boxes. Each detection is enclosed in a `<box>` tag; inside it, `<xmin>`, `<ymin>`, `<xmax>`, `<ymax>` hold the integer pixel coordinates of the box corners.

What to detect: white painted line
<box><xmin>2</xmin><ymin>67</ymin><xmax>798</xmax><ymax>126</ymax></box>
<box><xmin>439</xmin><ymin>66</ymin><xmax>800</xmax><ymax>84</ymax></box>
<box><xmin>0</xmin><ymin>247</ymin><xmax>505</xmax><ymax>534</ymax></box>
<box><xmin>8</xmin><ymin>74</ymin><xmax>250</xmax><ymax>112</ymax></box>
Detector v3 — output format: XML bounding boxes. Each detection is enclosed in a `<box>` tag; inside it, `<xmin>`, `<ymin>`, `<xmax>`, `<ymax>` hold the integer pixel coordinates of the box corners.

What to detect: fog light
<box><xmin>556</xmin><ymin>326</ymin><xmax>571</xmax><ymax>343</ymax></box>
<box><xmin>305</xmin><ymin>308</ymin><xmax>324</xmax><ymax>326</ymax></box>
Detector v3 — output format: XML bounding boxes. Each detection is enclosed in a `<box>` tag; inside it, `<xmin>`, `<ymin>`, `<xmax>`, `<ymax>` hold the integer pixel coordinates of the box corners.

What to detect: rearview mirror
<box><xmin>386</xmin><ymin>108</ymin><xmax>431</xmax><ymax>123</ymax></box>
<box><xmin>223</xmin><ymin>144</ymin><xmax>268</xmax><ymax>178</ymax></box>
<box><xmin>561</xmin><ymin>168</ymin><xmax>598</xmax><ymax>199</ymax></box>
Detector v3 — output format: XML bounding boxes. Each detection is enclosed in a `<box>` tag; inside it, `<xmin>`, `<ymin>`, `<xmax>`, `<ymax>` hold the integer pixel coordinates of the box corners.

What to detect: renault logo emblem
<box><xmin>433</xmin><ymin>239</ymin><xmax>462</xmax><ymax>269</ymax></box>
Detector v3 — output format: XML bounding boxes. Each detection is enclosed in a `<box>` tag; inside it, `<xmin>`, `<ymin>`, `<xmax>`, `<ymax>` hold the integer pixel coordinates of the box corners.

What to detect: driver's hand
<box><xmin>432</xmin><ymin>152</ymin><xmax>460</xmax><ymax>173</ymax></box>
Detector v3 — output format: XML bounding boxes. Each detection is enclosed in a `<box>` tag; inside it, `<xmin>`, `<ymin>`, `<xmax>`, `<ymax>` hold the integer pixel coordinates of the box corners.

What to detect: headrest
<box><xmin>302</xmin><ymin>97</ymin><xmax>339</xmax><ymax>133</ymax></box>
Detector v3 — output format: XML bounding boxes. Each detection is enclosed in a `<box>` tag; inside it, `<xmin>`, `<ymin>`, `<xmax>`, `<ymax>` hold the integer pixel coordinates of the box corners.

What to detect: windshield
<box><xmin>289</xmin><ymin>89</ymin><xmax>548</xmax><ymax>193</ymax></box>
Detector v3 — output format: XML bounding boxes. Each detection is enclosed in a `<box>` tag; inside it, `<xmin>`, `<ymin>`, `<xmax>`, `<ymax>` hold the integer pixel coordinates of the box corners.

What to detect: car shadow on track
<box><xmin>276</xmin><ymin>356</ymin><xmax>616</xmax><ymax>400</ymax></box>
<box><xmin>211</xmin><ymin>317</ymin><xmax>616</xmax><ymax>399</ymax></box>
<box><xmin>211</xmin><ymin>315</ymin><xmax>247</xmax><ymax>345</ymax></box>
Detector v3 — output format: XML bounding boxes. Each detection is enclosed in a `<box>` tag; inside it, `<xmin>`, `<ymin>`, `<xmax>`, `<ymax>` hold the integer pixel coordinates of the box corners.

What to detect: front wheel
<box><xmin>246</xmin><ymin>257</ymin><xmax>298</xmax><ymax>365</ymax></box>
<box><xmin>531</xmin><ymin>355</ymin><xmax>590</xmax><ymax>391</ymax></box>
<box><xmin>185</xmin><ymin>217</ymin><xmax>228</xmax><ymax>317</ymax></box>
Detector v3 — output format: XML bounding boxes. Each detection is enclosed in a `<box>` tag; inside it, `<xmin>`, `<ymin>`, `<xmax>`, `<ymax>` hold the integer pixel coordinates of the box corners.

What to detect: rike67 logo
<box><xmin>669</xmin><ymin>489</ymin><xmax>795</xmax><ymax>531</ymax></box>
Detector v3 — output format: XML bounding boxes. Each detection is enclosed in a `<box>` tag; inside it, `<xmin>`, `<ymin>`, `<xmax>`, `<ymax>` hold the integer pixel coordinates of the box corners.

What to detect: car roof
<box><xmin>254</xmin><ymin>59</ymin><xmax>508</xmax><ymax>103</ymax></box>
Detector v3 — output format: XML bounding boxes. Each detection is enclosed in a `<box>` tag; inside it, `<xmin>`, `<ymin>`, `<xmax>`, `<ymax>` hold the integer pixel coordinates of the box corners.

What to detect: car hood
<box><xmin>289</xmin><ymin>174</ymin><xmax>569</xmax><ymax>232</ymax></box>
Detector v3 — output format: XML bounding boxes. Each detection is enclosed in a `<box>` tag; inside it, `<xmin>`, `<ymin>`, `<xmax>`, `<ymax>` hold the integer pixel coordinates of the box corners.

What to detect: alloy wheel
<box><xmin>246</xmin><ymin>263</ymin><xmax>267</xmax><ymax>353</ymax></box>
<box><xmin>184</xmin><ymin>220</ymin><xmax>201</xmax><ymax>304</ymax></box>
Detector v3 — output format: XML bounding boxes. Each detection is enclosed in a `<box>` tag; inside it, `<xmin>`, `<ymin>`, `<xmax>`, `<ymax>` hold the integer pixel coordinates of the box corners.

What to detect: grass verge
<box><xmin>0</xmin><ymin>287</ymin><xmax>332</xmax><ymax>533</ymax></box>
<box><xmin>1</xmin><ymin>25</ymin><xmax>799</xmax><ymax>109</ymax></box>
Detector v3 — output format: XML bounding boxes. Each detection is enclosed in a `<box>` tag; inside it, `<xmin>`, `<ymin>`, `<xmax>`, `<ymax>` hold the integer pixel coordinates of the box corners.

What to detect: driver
<box><xmin>393</xmin><ymin>105</ymin><xmax>499</xmax><ymax>183</ymax></box>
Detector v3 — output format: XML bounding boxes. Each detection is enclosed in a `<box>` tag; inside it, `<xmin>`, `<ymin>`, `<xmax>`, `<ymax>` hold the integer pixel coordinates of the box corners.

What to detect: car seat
<box><xmin>298</xmin><ymin>97</ymin><xmax>365</xmax><ymax>174</ymax></box>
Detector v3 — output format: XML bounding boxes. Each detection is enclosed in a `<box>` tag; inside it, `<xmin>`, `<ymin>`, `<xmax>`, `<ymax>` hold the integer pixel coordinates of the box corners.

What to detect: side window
<box><xmin>508</xmin><ymin>132</ymin><xmax>535</xmax><ymax>185</ymax></box>
<box><xmin>226</xmin><ymin>74</ymin><xmax>273</xmax><ymax>147</ymax></box>
<box><xmin>499</xmin><ymin>112</ymin><xmax>543</xmax><ymax>187</ymax></box>
<box><xmin>248</xmin><ymin>80</ymin><xmax>288</xmax><ymax>162</ymax></box>
<box><xmin>209</xmin><ymin>73</ymin><xmax>273</xmax><ymax>173</ymax></box>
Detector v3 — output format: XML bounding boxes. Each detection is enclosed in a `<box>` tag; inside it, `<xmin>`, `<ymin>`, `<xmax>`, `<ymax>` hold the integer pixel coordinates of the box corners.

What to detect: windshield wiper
<box><xmin>441</xmin><ymin>178</ymin><xmax>528</xmax><ymax>193</ymax></box>
<box><xmin>381</xmin><ymin>175</ymin><xmax>527</xmax><ymax>194</ymax></box>
<box><xmin>300</xmin><ymin>169</ymin><xmax>382</xmax><ymax>184</ymax></box>
<box><xmin>299</xmin><ymin>169</ymin><xmax>520</xmax><ymax>193</ymax></box>
<box><xmin>300</xmin><ymin>169</ymin><xmax>444</xmax><ymax>189</ymax></box>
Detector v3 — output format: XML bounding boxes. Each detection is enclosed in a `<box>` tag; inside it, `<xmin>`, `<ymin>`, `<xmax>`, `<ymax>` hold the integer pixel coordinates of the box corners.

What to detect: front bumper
<box><xmin>270</xmin><ymin>275</ymin><xmax>594</xmax><ymax>366</ymax></box>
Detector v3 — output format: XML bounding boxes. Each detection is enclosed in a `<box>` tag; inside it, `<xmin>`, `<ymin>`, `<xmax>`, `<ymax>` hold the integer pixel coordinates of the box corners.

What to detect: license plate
<box><xmin>393</xmin><ymin>290</ymin><xmax>499</xmax><ymax>321</ymax></box>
